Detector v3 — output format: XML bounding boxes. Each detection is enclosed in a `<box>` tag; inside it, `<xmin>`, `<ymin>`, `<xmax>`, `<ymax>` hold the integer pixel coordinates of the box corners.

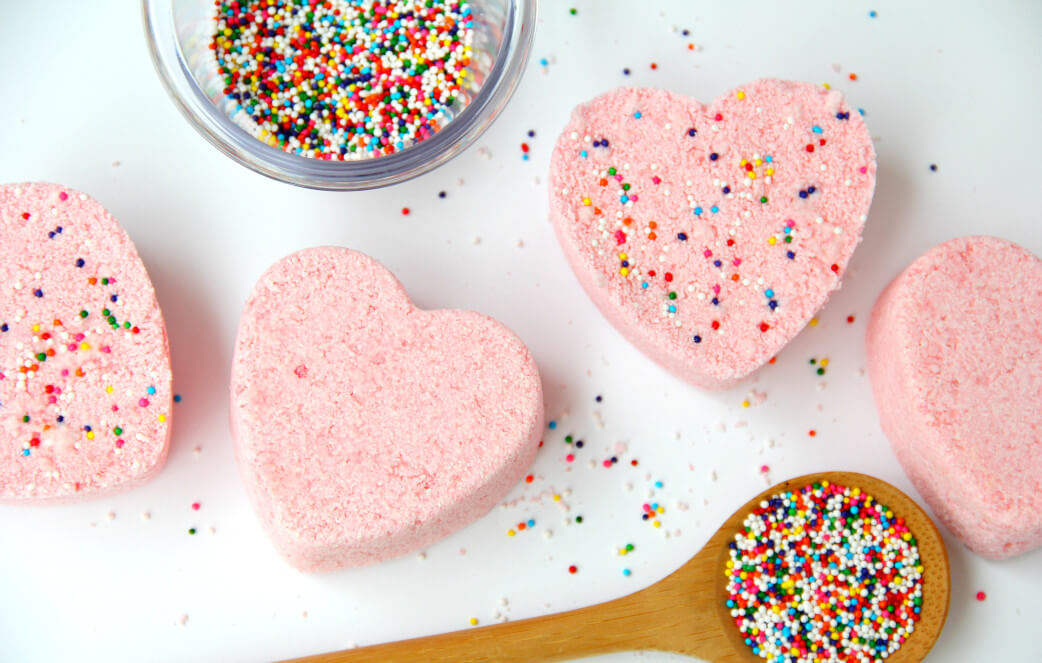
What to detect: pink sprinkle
<box><xmin>67</xmin><ymin>344</ymin><xmax>77</xmax><ymax>351</ymax></box>
<box><xmin>630</xmin><ymin>195</ymin><xmax>638</xmax><ymax>202</ymax></box>
<box><xmin>139</xmin><ymin>398</ymin><xmax>150</xmax><ymax>407</ymax></box>
<box><xmin>47</xmin><ymin>395</ymin><xmax>57</xmax><ymax>404</ymax></box>
<box><xmin>115</xmin><ymin>440</ymin><xmax>124</xmax><ymax>448</ymax></box>
<box><xmin>111</xmin><ymin>405</ymin><xmax>119</xmax><ymax>412</ymax></box>
<box><xmin>733</xmin><ymin>258</ymin><xmax>741</xmax><ymax>266</ymax></box>
<box><xmin>614</xmin><ymin>230</ymin><xmax>627</xmax><ymax>245</ymax></box>
<box><xmin>651</xmin><ymin>176</ymin><xmax>661</xmax><ymax>185</ymax></box>
<box><xmin>192</xmin><ymin>502</ymin><xmax>201</xmax><ymax>511</ymax></box>
<box><xmin>704</xmin><ymin>249</ymin><xmax>712</xmax><ymax>257</ymax></box>
<box><xmin>759</xmin><ymin>464</ymin><xmax>770</xmax><ymax>473</ymax></box>
<box><xmin>859</xmin><ymin>166</ymin><xmax>867</xmax><ymax>174</ymax></box>
<box><xmin>565</xmin><ymin>453</ymin><xmax>575</xmax><ymax>462</ymax></box>
<box><xmin>614</xmin><ymin>174</ymin><xmax>623</xmax><ymax>182</ymax></box>
<box><xmin>100</xmin><ymin>346</ymin><xmax>112</xmax><ymax>354</ymax></box>
<box><xmin>74</xmin><ymin>333</ymin><xmax>85</xmax><ymax>341</ymax></box>
<box><xmin>712</xmin><ymin>284</ymin><xmax>721</xmax><ymax>294</ymax></box>
<box><xmin>59</xmin><ymin>192</ymin><xmax>68</xmax><ymax>201</ymax></box>
<box><xmin>602</xmin><ymin>459</ymin><xmax>612</xmax><ymax>468</ymax></box>
<box><xmin>642</xmin><ymin>503</ymin><xmax>651</xmax><ymax>512</ymax></box>
<box><xmin>976</xmin><ymin>591</ymin><xmax>987</xmax><ymax>601</ymax></box>
<box><xmin>61</xmin><ymin>369</ymin><xmax>69</xmax><ymax>377</ymax></box>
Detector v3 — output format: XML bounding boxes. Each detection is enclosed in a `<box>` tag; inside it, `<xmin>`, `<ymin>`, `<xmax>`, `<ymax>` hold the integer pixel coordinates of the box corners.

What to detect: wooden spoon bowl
<box><xmin>287</xmin><ymin>471</ymin><xmax>950</xmax><ymax>662</ymax></box>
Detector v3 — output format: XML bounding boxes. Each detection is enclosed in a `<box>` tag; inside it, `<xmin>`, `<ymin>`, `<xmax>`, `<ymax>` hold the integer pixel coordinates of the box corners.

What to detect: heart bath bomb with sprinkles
<box><xmin>550</xmin><ymin>80</ymin><xmax>876</xmax><ymax>388</ymax></box>
<box><xmin>230</xmin><ymin>247</ymin><xmax>544</xmax><ymax>571</ymax></box>
<box><xmin>0</xmin><ymin>182</ymin><xmax>173</xmax><ymax>502</ymax></box>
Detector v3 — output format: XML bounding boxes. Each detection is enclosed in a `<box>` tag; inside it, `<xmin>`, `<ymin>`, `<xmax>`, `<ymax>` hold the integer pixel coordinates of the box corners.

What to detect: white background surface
<box><xmin>1</xmin><ymin>1</ymin><xmax>1040</xmax><ymax>661</ymax></box>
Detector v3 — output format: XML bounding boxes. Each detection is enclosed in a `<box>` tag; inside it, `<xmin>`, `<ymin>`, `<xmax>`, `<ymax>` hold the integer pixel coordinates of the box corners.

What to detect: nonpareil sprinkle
<box><xmin>212</xmin><ymin>0</ymin><xmax>474</xmax><ymax>160</ymax></box>
<box><xmin>725</xmin><ymin>481</ymin><xmax>924</xmax><ymax>662</ymax></box>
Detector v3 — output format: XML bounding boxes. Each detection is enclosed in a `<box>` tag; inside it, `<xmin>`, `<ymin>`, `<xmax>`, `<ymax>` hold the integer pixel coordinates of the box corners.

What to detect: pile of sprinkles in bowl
<box><xmin>725</xmin><ymin>481</ymin><xmax>923</xmax><ymax>662</ymax></box>
<box><xmin>211</xmin><ymin>0</ymin><xmax>474</xmax><ymax>160</ymax></box>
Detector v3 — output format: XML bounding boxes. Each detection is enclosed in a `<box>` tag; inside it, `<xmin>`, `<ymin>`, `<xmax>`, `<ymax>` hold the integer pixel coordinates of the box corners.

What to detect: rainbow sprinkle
<box><xmin>212</xmin><ymin>0</ymin><xmax>474</xmax><ymax>160</ymax></box>
<box><xmin>725</xmin><ymin>481</ymin><xmax>923</xmax><ymax>662</ymax></box>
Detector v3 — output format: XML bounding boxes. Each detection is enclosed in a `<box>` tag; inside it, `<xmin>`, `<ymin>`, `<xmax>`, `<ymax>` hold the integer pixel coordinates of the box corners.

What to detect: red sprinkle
<box><xmin>976</xmin><ymin>591</ymin><xmax>987</xmax><ymax>601</ymax></box>
<box><xmin>759</xmin><ymin>322</ymin><xmax>770</xmax><ymax>333</ymax></box>
<box><xmin>401</xmin><ymin>207</ymin><xmax>411</xmax><ymax>216</ymax></box>
<box><xmin>664</xmin><ymin>272</ymin><xmax>673</xmax><ymax>282</ymax></box>
<box><xmin>525</xmin><ymin>474</ymin><xmax>534</xmax><ymax>484</ymax></box>
<box><xmin>809</xmin><ymin>430</ymin><xmax>817</xmax><ymax>437</ymax></box>
<box><xmin>714</xmin><ymin>113</ymin><xmax>723</xmax><ymax>121</ymax></box>
<box><xmin>568</xmin><ymin>565</ymin><xmax>578</xmax><ymax>574</ymax></box>
<box><xmin>847</xmin><ymin>315</ymin><xmax>856</xmax><ymax>324</ymax></box>
<box><xmin>521</xmin><ymin>143</ymin><xmax>529</xmax><ymax>153</ymax></box>
<box><xmin>806</xmin><ymin>144</ymin><xmax>815</xmax><ymax>153</ymax></box>
<box><xmin>650</xmin><ymin>62</ymin><xmax>658</xmax><ymax>70</ymax></box>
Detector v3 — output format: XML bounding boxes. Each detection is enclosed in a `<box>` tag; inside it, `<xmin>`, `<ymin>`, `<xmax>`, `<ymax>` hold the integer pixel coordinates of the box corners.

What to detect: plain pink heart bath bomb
<box><xmin>867</xmin><ymin>236</ymin><xmax>1042</xmax><ymax>559</ymax></box>
<box><xmin>0</xmin><ymin>182</ymin><xmax>172</xmax><ymax>502</ymax></box>
<box><xmin>230</xmin><ymin>247</ymin><xmax>544</xmax><ymax>571</ymax></box>
<box><xmin>550</xmin><ymin>80</ymin><xmax>876</xmax><ymax>388</ymax></box>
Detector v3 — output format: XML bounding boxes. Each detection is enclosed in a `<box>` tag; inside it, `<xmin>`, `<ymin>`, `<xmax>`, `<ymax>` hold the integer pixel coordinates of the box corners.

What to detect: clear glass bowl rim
<box><xmin>142</xmin><ymin>0</ymin><xmax>536</xmax><ymax>191</ymax></box>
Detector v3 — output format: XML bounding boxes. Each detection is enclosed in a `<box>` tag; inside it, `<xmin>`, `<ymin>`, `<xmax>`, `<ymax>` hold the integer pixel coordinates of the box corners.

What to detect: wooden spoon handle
<box><xmin>284</xmin><ymin>591</ymin><xmax>688</xmax><ymax>663</ymax></box>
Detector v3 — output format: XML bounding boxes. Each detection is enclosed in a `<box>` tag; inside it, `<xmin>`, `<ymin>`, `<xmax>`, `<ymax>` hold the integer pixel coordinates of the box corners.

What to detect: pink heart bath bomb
<box><xmin>1</xmin><ymin>182</ymin><xmax>173</xmax><ymax>502</ymax></box>
<box><xmin>867</xmin><ymin>236</ymin><xmax>1042</xmax><ymax>559</ymax></box>
<box><xmin>230</xmin><ymin>247</ymin><xmax>544</xmax><ymax>571</ymax></box>
<box><xmin>550</xmin><ymin>80</ymin><xmax>876</xmax><ymax>388</ymax></box>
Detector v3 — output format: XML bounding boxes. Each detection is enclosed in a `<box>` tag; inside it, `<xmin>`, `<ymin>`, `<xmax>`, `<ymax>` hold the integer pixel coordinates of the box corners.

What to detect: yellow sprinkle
<box><xmin>740</xmin><ymin>159</ymin><xmax>747</xmax><ymax>166</ymax></box>
<box><xmin>656</xmin><ymin>506</ymin><xmax>665</xmax><ymax>514</ymax></box>
<box><xmin>619</xmin><ymin>267</ymin><xmax>630</xmax><ymax>276</ymax></box>
<box><xmin>618</xmin><ymin>252</ymin><xmax>628</xmax><ymax>260</ymax></box>
<box><xmin>469</xmin><ymin>618</ymin><xmax>478</xmax><ymax>626</ymax></box>
<box><xmin>765</xmin><ymin>168</ymin><xmax>775</xmax><ymax>176</ymax></box>
<box><xmin>80</xmin><ymin>343</ymin><xmax>91</xmax><ymax>351</ymax></box>
<box><xmin>823</xmin><ymin>82</ymin><xmax>831</xmax><ymax>89</ymax></box>
<box><xmin>741</xmin><ymin>400</ymin><xmax>750</xmax><ymax>408</ymax></box>
<box><xmin>553</xmin><ymin>494</ymin><xmax>561</xmax><ymax>502</ymax></box>
<box><xmin>106</xmin><ymin>386</ymin><xmax>114</xmax><ymax>394</ymax></box>
<box><xmin>507</xmin><ymin>529</ymin><xmax>516</xmax><ymax>537</ymax></box>
<box><xmin>158</xmin><ymin>414</ymin><xmax>167</xmax><ymax>423</ymax></box>
<box><xmin>652</xmin><ymin>520</ymin><xmax>661</xmax><ymax>528</ymax></box>
<box><xmin>754</xmin><ymin>158</ymin><xmax>762</xmax><ymax>166</ymax></box>
<box><xmin>619</xmin><ymin>548</ymin><xmax>628</xmax><ymax>556</ymax></box>
<box><xmin>582</xmin><ymin>197</ymin><xmax>591</xmax><ymax>206</ymax></box>
<box><xmin>32</xmin><ymin>324</ymin><xmax>40</xmax><ymax>332</ymax></box>
<box><xmin>86</xmin><ymin>432</ymin><xmax>95</xmax><ymax>440</ymax></box>
<box><xmin>768</xmin><ymin>237</ymin><xmax>777</xmax><ymax>246</ymax></box>
<box><xmin>822</xmin><ymin>480</ymin><xmax>829</xmax><ymax>487</ymax></box>
<box><xmin>747</xmin><ymin>172</ymin><xmax>756</xmax><ymax>179</ymax></box>
<box><xmin>809</xmin><ymin>317</ymin><xmax>819</xmax><ymax>327</ymax></box>
<box><xmin>736</xmin><ymin>90</ymin><xmax>745</xmax><ymax>100</ymax></box>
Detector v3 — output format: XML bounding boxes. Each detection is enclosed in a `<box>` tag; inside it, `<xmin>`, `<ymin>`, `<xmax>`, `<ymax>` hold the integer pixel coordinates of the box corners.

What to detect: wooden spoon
<box><xmin>286</xmin><ymin>471</ymin><xmax>950</xmax><ymax>663</ymax></box>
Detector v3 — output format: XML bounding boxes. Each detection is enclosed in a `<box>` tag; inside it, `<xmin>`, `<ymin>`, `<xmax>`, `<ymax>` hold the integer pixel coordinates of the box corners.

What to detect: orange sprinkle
<box><xmin>809</xmin><ymin>430</ymin><xmax>817</xmax><ymax>437</ymax></box>
<box><xmin>731</xmin><ymin>274</ymin><xmax>740</xmax><ymax>282</ymax></box>
<box><xmin>769</xmin><ymin>357</ymin><xmax>777</xmax><ymax>364</ymax></box>
<box><xmin>849</xmin><ymin>73</ymin><xmax>858</xmax><ymax>81</ymax></box>
<box><xmin>648</xmin><ymin>232</ymin><xmax>657</xmax><ymax>240</ymax></box>
<box><xmin>623</xmin><ymin>217</ymin><xmax>633</xmax><ymax>226</ymax></box>
<box><xmin>599</xmin><ymin>178</ymin><xmax>608</xmax><ymax>186</ymax></box>
<box><xmin>648</xmin><ymin>221</ymin><xmax>657</xmax><ymax>229</ymax></box>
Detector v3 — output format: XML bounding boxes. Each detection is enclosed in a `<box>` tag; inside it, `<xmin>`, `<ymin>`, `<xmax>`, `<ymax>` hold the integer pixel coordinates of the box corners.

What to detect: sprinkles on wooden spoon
<box><xmin>211</xmin><ymin>0</ymin><xmax>474</xmax><ymax>160</ymax></box>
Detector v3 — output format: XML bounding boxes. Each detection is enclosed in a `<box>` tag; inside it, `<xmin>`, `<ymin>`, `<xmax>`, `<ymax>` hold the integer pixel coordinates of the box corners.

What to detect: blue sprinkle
<box><xmin>694</xmin><ymin>206</ymin><xmax>703</xmax><ymax>215</ymax></box>
<box><xmin>622</xmin><ymin>568</ymin><xmax>632</xmax><ymax>576</ymax></box>
<box><xmin>858</xmin><ymin>108</ymin><xmax>865</xmax><ymax>115</ymax></box>
<box><xmin>527</xmin><ymin>519</ymin><xmax>535</xmax><ymax>527</ymax></box>
<box><xmin>765</xmin><ymin>155</ymin><xmax>773</xmax><ymax>163</ymax></box>
<box><xmin>799</xmin><ymin>190</ymin><xmax>808</xmax><ymax>199</ymax></box>
<box><xmin>769</xmin><ymin>300</ymin><xmax>778</xmax><ymax>310</ymax></box>
<box><xmin>687</xmin><ymin>128</ymin><xmax>697</xmax><ymax>137</ymax></box>
<box><xmin>620</xmin><ymin>195</ymin><xmax>629</xmax><ymax>204</ymax></box>
<box><xmin>0</xmin><ymin>324</ymin><xmax>7</xmax><ymax>332</ymax></box>
<box><xmin>633</xmin><ymin>111</ymin><xmax>642</xmax><ymax>119</ymax></box>
<box><xmin>765</xmin><ymin>289</ymin><xmax>774</xmax><ymax>298</ymax></box>
<box><xmin>174</xmin><ymin>395</ymin><xmax>182</xmax><ymax>403</ymax></box>
<box><xmin>693</xmin><ymin>335</ymin><xmax>702</xmax><ymax>343</ymax></box>
<box><xmin>722</xmin><ymin>186</ymin><xmax>731</xmax><ymax>195</ymax></box>
<box><xmin>710</xmin><ymin>205</ymin><xmax>719</xmax><ymax>213</ymax></box>
<box><xmin>711</xmin><ymin>297</ymin><xmax>719</xmax><ymax>305</ymax></box>
<box><xmin>539</xmin><ymin>58</ymin><xmax>548</xmax><ymax>66</ymax></box>
<box><xmin>22</xmin><ymin>449</ymin><xmax>30</xmax><ymax>456</ymax></box>
<box><xmin>147</xmin><ymin>386</ymin><xmax>157</xmax><ymax>395</ymax></box>
<box><xmin>713</xmin><ymin>260</ymin><xmax>722</xmax><ymax>268</ymax></box>
<box><xmin>787</xmin><ymin>251</ymin><xmax>796</xmax><ymax>259</ymax></box>
<box><xmin>33</xmin><ymin>289</ymin><xmax>43</xmax><ymax>298</ymax></box>
<box><xmin>784</xmin><ymin>226</ymin><xmax>792</xmax><ymax>233</ymax></box>
<box><xmin>57</xmin><ymin>415</ymin><xmax>64</xmax><ymax>423</ymax></box>
<box><xmin>667</xmin><ymin>305</ymin><xmax>676</xmax><ymax>313</ymax></box>
<box><xmin>641</xmin><ymin>281</ymin><xmax>649</xmax><ymax>289</ymax></box>
<box><xmin>622</xmin><ymin>68</ymin><xmax>630</xmax><ymax>75</ymax></box>
<box><xmin>522</xmin><ymin>154</ymin><xmax>529</xmax><ymax>161</ymax></box>
<box><xmin>75</xmin><ymin>258</ymin><xmax>85</xmax><ymax>268</ymax></box>
<box><xmin>579</xmin><ymin>150</ymin><xmax>587</xmax><ymax>158</ymax></box>
<box><xmin>677</xmin><ymin>232</ymin><xmax>687</xmax><ymax>241</ymax></box>
<box><xmin>654</xmin><ymin>480</ymin><xmax>663</xmax><ymax>488</ymax></box>
<box><xmin>869</xmin><ymin>10</ymin><xmax>877</xmax><ymax>17</ymax></box>
<box><xmin>709</xmin><ymin>152</ymin><xmax>719</xmax><ymax>161</ymax></box>
<box><xmin>812</xmin><ymin>125</ymin><xmax>823</xmax><ymax>134</ymax></box>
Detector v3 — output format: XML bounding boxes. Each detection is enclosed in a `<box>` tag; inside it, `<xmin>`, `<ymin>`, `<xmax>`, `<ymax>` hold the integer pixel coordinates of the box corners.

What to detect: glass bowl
<box><xmin>143</xmin><ymin>0</ymin><xmax>536</xmax><ymax>190</ymax></box>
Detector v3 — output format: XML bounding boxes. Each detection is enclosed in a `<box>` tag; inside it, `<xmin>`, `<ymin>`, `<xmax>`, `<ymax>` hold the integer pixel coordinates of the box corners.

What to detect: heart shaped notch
<box><xmin>230</xmin><ymin>247</ymin><xmax>543</xmax><ymax>571</ymax></box>
<box><xmin>550</xmin><ymin>80</ymin><xmax>876</xmax><ymax>388</ymax></box>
